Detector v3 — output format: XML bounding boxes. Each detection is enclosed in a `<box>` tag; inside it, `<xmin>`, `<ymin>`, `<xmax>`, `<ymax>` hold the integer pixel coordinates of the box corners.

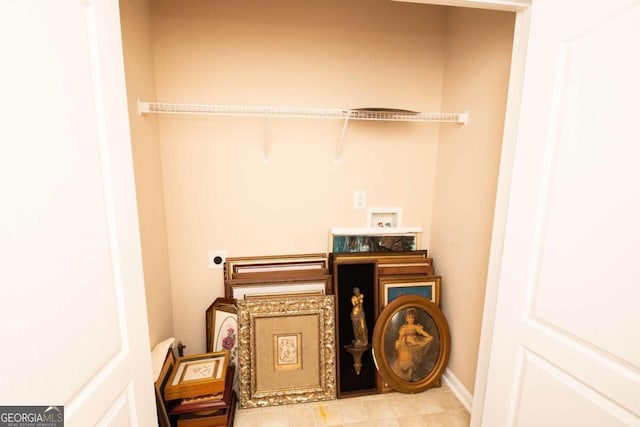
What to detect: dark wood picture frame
<box><xmin>170</xmin><ymin>365</ymin><xmax>237</xmax><ymax>427</ymax></box>
<box><xmin>155</xmin><ymin>348</ymin><xmax>176</xmax><ymax>427</ymax></box>
<box><xmin>372</xmin><ymin>295</ymin><xmax>450</xmax><ymax>394</ymax></box>
<box><xmin>164</xmin><ymin>351</ymin><xmax>229</xmax><ymax>401</ymax></box>
<box><xmin>231</xmin><ymin>268</ymin><xmax>330</xmax><ymax>281</ymax></box>
<box><xmin>332</xmin><ymin>251</ymin><xmax>431</xmax><ymax>277</ymax></box>
<box><xmin>377</xmin><ymin>257</ymin><xmax>434</xmax><ymax>277</ymax></box>
<box><xmin>331</xmin><ymin>257</ymin><xmax>379</xmax><ymax>398</ymax></box>
<box><xmin>224</xmin><ymin>275</ymin><xmax>332</xmax><ymax>299</ymax></box>
<box><xmin>379</xmin><ymin>275</ymin><xmax>441</xmax><ymax>309</ymax></box>
<box><xmin>224</xmin><ymin>253</ymin><xmax>328</xmax><ymax>280</ymax></box>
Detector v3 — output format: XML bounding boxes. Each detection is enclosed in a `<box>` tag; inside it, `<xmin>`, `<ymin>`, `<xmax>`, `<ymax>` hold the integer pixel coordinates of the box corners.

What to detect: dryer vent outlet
<box><xmin>208</xmin><ymin>250</ymin><xmax>227</xmax><ymax>269</ymax></box>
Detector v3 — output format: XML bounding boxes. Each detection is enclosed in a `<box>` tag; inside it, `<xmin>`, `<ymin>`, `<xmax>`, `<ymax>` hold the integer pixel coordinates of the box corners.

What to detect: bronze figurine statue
<box><xmin>350</xmin><ymin>287</ymin><xmax>368</xmax><ymax>348</ymax></box>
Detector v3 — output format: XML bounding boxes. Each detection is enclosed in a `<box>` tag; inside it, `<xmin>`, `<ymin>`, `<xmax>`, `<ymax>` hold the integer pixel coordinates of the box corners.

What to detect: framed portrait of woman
<box><xmin>372</xmin><ymin>294</ymin><xmax>450</xmax><ymax>393</ymax></box>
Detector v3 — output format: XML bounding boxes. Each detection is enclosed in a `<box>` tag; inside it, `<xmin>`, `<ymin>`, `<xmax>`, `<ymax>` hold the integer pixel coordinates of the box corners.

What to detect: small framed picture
<box><xmin>206</xmin><ymin>298</ymin><xmax>238</xmax><ymax>371</ymax></box>
<box><xmin>273</xmin><ymin>333</ymin><xmax>302</xmax><ymax>371</ymax></box>
<box><xmin>164</xmin><ymin>351</ymin><xmax>229</xmax><ymax>401</ymax></box>
<box><xmin>372</xmin><ymin>295</ymin><xmax>450</xmax><ymax>394</ymax></box>
<box><xmin>367</xmin><ymin>207</ymin><xmax>403</xmax><ymax>228</ymax></box>
<box><xmin>380</xmin><ymin>276</ymin><xmax>441</xmax><ymax>309</ymax></box>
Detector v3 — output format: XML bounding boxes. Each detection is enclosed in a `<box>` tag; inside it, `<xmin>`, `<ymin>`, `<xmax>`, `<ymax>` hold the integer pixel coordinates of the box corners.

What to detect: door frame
<box><xmin>395</xmin><ymin>0</ymin><xmax>532</xmax><ymax>423</ymax></box>
<box><xmin>466</xmin><ymin>7</ymin><xmax>532</xmax><ymax>426</ymax></box>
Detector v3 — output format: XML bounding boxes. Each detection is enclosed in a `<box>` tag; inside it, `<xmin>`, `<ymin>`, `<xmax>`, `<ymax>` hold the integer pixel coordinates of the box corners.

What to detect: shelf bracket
<box><xmin>137</xmin><ymin>98</ymin><xmax>150</xmax><ymax>115</ymax></box>
<box><xmin>335</xmin><ymin>110</ymin><xmax>352</xmax><ymax>163</ymax></box>
<box><xmin>460</xmin><ymin>111</ymin><xmax>469</xmax><ymax>125</ymax></box>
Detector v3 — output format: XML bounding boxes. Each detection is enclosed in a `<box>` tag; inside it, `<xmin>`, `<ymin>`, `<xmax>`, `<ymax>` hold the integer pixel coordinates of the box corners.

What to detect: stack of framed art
<box><xmin>168</xmin><ymin>365</ymin><xmax>237</xmax><ymax>427</ymax></box>
<box><xmin>205</xmin><ymin>253</ymin><xmax>338</xmax><ymax>409</ymax></box>
<box><xmin>203</xmin><ymin>250</ymin><xmax>450</xmax><ymax>410</ymax></box>
<box><xmin>158</xmin><ymin>350</ymin><xmax>237</xmax><ymax>427</ymax></box>
<box><xmin>328</xmin><ymin>250</ymin><xmax>447</xmax><ymax>397</ymax></box>
<box><xmin>206</xmin><ymin>253</ymin><xmax>330</xmax><ymax>375</ymax></box>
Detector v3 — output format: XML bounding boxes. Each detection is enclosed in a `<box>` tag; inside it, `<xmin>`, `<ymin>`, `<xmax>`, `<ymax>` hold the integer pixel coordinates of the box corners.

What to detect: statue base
<box><xmin>343</xmin><ymin>344</ymin><xmax>370</xmax><ymax>375</ymax></box>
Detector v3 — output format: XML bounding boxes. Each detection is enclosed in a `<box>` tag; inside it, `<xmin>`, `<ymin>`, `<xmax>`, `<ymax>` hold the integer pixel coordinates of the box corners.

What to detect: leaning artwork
<box><xmin>390</xmin><ymin>307</ymin><xmax>434</xmax><ymax>381</ymax></box>
<box><xmin>274</xmin><ymin>333</ymin><xmax>302</xmax><ymax>371</ymax></box>
<box><xmin>372</xmin><ymin>295</ymin><xmax>451</xmax><ymax>393</ymax></box>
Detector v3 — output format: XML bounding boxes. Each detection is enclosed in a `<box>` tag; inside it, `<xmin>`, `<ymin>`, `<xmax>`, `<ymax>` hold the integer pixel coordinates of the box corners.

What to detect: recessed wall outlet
<box><xmin>353</xmin><ymin>190</ymin><xmax>366</xmax><ymax>209</ymax></box>
<box><xmin>208</xmin><ymin>250</ymin><xmax>227</xmax><ymax>269</ymax></box>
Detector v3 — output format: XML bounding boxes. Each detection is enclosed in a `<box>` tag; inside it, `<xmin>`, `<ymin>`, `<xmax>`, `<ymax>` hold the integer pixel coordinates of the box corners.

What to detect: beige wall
<box><xmin>120</xmin><ymin>0</ymin><xmax>175</xmax><ymax>348</ymax></box>
<box><xmin>120</xmin><ymin>0</ymin><xmax>515</xmax><ymax>395</ymax></box>
<box><xmin>150</xmin><ymin>0</ymin><xmax>450</xmax><ymax>354</ymax></box>
<box><xmin>431</xmin><ymin>8</ymin><xmax>514</xmax><ymax>393</ymax></box>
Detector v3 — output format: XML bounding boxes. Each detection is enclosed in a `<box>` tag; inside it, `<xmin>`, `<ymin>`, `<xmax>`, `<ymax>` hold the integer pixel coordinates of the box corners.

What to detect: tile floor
<box><xmin>234</xmin><ymin>383</ymin><xmax>470</xmax><ymax>427</ymax></box>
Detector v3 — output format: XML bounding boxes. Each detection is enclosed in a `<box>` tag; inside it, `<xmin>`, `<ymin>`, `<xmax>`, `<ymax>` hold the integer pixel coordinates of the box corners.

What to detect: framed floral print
<box><xmin>206</xmin><ymin>298</ymin><xmax>238</xmax><ymax>367</ymax></box>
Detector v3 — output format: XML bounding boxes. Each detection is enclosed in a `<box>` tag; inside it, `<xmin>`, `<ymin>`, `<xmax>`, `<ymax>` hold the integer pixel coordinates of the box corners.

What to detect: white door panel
<box><xmin>0</xmin><ymin>1</ymin><xmax>155</xmax><ymax>425</ymax></box>
<box><xmin>95</xmin><ymin>388</ymin><xmax>133</xmax><ymax>426</ymax></box>
<box><xmin>532</xmin><ymin>1</ymin><xmax>640</xmax><ymax>368</ymax></box>
<box><xmin>522</xmin><ymin>321</ymin><xmax>640</xmax><ymax>417</ymax></box>
<box><xmin>481</xmin><ymin>0</ymin><xmax>640</xmax><ymax>425</ymax></box>
<box><xmin>517</xmin><ymin>351</ymin><xmax>633</xmax><ymax>427</ymax></box>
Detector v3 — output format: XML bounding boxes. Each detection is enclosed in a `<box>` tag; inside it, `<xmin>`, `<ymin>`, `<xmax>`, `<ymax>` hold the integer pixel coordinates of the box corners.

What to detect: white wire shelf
<box><xmin>138</xmin><ymin>100</ymin><xmax>468</xmax><ymax>123</ymax></box>
<box><xmin>137</xmin><ymin>100</ymin><xmax>468</xmax><ymax>162</ymax></box>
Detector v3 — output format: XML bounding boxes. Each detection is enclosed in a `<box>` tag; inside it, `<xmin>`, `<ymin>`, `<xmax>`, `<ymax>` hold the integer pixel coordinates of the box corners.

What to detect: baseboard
<box><xmin>442</xmin><ymin>368</ymin><xmax>473</xmax><ymax>412</ymax></box>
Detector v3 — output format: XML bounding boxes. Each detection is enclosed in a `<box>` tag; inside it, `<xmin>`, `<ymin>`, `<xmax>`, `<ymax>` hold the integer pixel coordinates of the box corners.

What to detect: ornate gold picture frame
<box><xmin>237</xmin><ymin>295</ymin><xmax>337</xmax><ymax>408</ymax></box>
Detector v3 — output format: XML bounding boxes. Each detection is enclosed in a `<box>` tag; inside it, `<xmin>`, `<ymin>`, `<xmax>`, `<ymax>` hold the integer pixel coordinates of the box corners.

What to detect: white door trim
<box><xmin>469</xmin><ymin>5</ymin><xmax>531</xmax><ymax>426</ymax></box>
<box><xmin>391</xmin><ymin>0</ymin><xmax>530</xmax><ymax>12</ymax></box>
<box><xmin>394</xmin><ymin>1</ymin><xmax>532</xmax><ymax>423</ymax></box>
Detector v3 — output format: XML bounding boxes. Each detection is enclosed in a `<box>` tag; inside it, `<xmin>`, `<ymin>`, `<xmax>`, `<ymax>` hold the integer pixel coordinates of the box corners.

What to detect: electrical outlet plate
<box><xmin>208</xmin><ymin>250</ymin><xmax>227</xmax><ymax>269</ymax></box>
<box><xmin>353</xmin><ymin>190</ymin><xmax>366</xmax><ymax>209</ymax></box>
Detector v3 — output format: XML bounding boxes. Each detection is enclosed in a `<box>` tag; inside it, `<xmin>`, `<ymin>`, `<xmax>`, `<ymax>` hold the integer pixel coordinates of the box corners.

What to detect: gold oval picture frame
<box><xmin>372</xmin><ymin>294</ymin><xmax>451</xmax><ymax>393</ymax></box>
